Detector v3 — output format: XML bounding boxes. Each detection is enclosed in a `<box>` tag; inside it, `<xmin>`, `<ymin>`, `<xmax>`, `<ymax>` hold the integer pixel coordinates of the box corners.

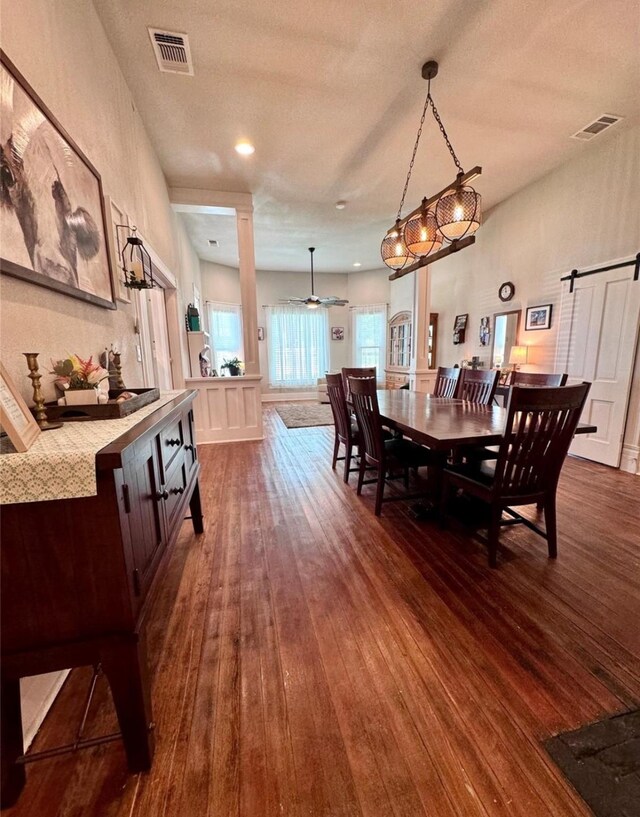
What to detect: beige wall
<box><xmin>430</xmin><ymin>125</ymin><xmax>640</xmax><ymax>464</ymax></box>
<box><xmin>0</xmin><ymin>0</ymin><xmax>201</xmax><ymax>402</ymax></box>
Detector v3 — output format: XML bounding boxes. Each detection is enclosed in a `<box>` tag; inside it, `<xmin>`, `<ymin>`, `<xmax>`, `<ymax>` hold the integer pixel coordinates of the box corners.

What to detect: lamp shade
<box><xmin>508</xmin><ymin>345</ymin><xmax>528</xmax><ymax>366</ymax></box>
<box><xmin>381</xmin><ymin>220</ymin><xmax>412</xmax><ymax>270</ymax></box>
<box><xmin>435</xmin><ymin>184</ymin><xmax>482</xmax><ymax>241</ymax></box>
<box><xmin>404</xmin><ymin>205</ymin><xmax>444</xmax><ymax>258</ymax></box>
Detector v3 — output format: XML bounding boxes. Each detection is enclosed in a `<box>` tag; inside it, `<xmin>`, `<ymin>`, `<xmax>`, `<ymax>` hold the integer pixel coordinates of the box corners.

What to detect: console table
<box><xmin>0</xmin><ymin>390</ymin><xmax>204</xmax><ymax>807</ymax></box>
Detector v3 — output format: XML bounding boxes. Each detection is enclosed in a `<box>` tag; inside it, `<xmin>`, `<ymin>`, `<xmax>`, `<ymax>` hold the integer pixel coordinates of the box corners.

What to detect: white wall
<box><xmin>430</xmin><ymin>124</ymin><xmax>640</xmax><ymax>467</ymax></box>
<box><xmin>0</xmin><ymin>0</ymin><xmax>201</xmax><ymax>403</ymax></box>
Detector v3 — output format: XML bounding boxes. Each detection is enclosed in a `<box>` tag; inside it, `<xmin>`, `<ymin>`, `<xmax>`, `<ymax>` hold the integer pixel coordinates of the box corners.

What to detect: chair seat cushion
<box><xmin>445</xmin><ymin>459</ymin><xmax>496</xmax><ymax>487</ymax></box>
<box><xmin>385</xmin><ymin>438</ymin><xmax>433</xmax><ymax>468</ymax></box>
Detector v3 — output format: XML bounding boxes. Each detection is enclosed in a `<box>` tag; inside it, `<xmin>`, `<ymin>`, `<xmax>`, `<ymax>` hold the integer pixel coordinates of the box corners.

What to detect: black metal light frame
<box><xmin>116</xmin><ymin>225</ymin><xmax>156</xmax><ymax>290</ymax></box>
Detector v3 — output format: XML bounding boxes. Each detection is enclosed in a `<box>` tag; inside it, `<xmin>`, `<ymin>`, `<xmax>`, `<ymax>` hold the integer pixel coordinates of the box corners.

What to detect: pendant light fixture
<box><xmin>117</xmin><ymin>225</ymin><xmax>156</xmax><ymax>289</ymax></box>
<box><xmin>381</xmin><ymin>60</ymin><xmax>482</xmax><ymax>280</ymax></box>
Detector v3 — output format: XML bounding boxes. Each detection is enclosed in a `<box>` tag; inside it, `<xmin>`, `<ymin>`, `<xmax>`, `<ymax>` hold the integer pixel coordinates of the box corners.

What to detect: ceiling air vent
<box><xmin>571</xmin><ymin>114</ymin><xmax>622</xmax><ymax>141</ymax></box>
<box><xmin>148</xmin><ymin>28</ymin><xmax>194</xmax><ymax>75</ymax></box>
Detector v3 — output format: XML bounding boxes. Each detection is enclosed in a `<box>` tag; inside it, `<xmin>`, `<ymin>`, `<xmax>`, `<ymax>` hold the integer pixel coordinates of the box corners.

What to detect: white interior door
<box><xmin>556</xmin><ymin>261</ymin><xmax>640</xmax><ymax>467</ymax></box>
<box><xmin>146</xmin><ymin>288</ymin><xmax>174</xmax><ymax>390</ymax></box>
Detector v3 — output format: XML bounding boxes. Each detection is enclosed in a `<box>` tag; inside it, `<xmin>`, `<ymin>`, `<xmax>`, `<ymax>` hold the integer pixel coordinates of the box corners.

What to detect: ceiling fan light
<box><xmin>404</xmin><ymin>205</ymin><xmax>444</xmax><ymax>257</ymax></box>
<box><xmin>305</xmin><ymin>299</ymin><xmax>321</xmax><ymax>309</ymax></box>
<box><xmin>435</xmin><ymin>185</ymin><xmax>482</xmax><ymax>241</ymax></box>
<box><xmin>381</xmin><ymin>221</ymin><xmax>412</xmax><ymax>270</ymax></box>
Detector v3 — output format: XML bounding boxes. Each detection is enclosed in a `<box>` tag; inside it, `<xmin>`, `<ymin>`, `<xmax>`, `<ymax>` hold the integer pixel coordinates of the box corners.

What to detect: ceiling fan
<box><xmin>281</xmin><ymin>247</ymin><xmax>349</xmax><ymax>309</ymax></box>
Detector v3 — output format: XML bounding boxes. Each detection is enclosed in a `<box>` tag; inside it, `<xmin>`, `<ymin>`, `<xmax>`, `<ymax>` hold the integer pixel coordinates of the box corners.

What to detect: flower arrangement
<box><xmin>51</xmin><ymin>354</ymin><xmax>110</xmax><ymax>391</ymax></box>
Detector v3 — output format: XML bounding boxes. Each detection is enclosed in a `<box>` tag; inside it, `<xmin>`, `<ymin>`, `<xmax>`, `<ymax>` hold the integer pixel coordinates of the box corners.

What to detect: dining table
<box><xmin>376</xmin><ymin>390</ymin><xmax>597</xmax><ymax>451</ymax></box>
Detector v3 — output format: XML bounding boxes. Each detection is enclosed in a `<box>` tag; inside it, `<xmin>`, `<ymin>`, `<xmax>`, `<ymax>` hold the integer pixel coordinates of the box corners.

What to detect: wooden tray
<box><xmin>35</xmin><ymin>388</ymin><xmax>161</xmax><ymax>422</ymax></box>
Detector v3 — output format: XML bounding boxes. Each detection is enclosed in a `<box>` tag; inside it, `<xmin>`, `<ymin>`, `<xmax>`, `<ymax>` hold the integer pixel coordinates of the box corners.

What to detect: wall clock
<box><xmin>498</xmin><ymin>281</ymin><xmax>515</xmax><ymax>302</ymax></box>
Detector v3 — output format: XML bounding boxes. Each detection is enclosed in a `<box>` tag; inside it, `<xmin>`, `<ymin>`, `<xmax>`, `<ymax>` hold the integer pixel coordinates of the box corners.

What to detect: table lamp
<box><xmin>509</xmin><ymin>345</ymin><xmax>528</xmax><ymax>369</ymax></box>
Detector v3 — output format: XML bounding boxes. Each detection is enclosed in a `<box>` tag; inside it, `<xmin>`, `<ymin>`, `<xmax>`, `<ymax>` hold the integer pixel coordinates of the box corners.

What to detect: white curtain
<box><xmin>265</xmin><ymin>305</ymin><xmax>329</xmax><ymax>388</ymax></box>
<box><xmin>350</xmin><ymin>304</ymin><xmax>387</xmax><ymax>379</ymax></box>
<box><xmin>207</xmin><ymin>302</ymin><xmax>243</xmax><ymax>371</ymax></box>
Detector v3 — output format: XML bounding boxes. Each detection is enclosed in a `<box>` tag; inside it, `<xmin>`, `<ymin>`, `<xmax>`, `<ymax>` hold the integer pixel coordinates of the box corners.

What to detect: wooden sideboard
<box><xmin>0</xmin><ymin>390</ymin><xmax>204</xmax><ymax>807</ymax></box>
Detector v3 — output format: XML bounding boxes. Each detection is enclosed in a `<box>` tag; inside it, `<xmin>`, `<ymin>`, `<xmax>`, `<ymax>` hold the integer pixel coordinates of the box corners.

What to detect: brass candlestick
<box><xmin>23</xmin><ymin>352</ymin><xmax>63</xmax><ymax>430</ymax></box>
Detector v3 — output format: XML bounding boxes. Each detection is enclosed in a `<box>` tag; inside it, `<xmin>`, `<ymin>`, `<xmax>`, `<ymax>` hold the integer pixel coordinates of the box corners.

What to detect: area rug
<box><xmin>274</xmin><ymin>402</ymin><xmax>334</xmax><ymax>429</ymax></box>
<box><xmin>544</xmin><ymin>709</ymin><xmax>640</xmax><ymax>817</ymax></box>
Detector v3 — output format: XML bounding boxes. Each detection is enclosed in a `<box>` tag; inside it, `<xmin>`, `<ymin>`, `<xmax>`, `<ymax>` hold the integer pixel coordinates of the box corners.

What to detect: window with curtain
<box><xmin>351</xmin><ymin>304</ymin><xmax>387</xmax><ymax>378</ymax></box>
<box><xmin>265</xmin><ymin>305</ymin><xmax>329</xmax><ymax>388</ymax></box>
<box><xmin>207</xmin><ymin>302</ymin><xmax>243</xmax><ymax>371</ymax></box>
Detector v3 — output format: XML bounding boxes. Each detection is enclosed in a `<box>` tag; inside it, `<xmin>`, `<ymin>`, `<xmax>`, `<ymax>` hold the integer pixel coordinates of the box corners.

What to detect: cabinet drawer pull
<box><xmin>184</xmin><ymin>444</ymin><xmax>194</xmax><ymax>452</ymax></box>
<box><xmin>170</xmin><ymin>486</ymin><xmax>185</xmax><ymax>496</ymax></box>
<box><xmin>155</xmin><ymin>489</ymin><xmax>169</xmax><ymax>501</ymax></box>
<box><xmin>166</xmin><ymin>438</ymin><xmax>181</xmax><ymax>447</ymax></box>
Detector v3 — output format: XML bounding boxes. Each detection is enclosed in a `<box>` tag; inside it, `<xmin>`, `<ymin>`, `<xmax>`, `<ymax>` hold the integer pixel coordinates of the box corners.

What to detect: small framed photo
<box><xmin>0</xmin><ymin>362</ymin><xmax>41</xmax><ymax>452</ymax></box>
<box><xmin>331</xmin><ymin>326</ymin><xmax>345</xmax><ymax>341</ymax></box>
<box><xmin>525</xmin><ymin>304</ymin><xmax>552</xmax><ymax>331</ymax></box>
<box><xmin>454</xmin><ymin>314</ymin><xmax>468</xmax><ymax>331</ymax></box>
<box><xmin>479</xmin><ymin>316</ymin><xmax>490</xmax><ymax>346</ymax></box>
<box><xmin>257</xmin><ymin>327</ymin><xmax>265</xmax><ymax>341</ymax></box>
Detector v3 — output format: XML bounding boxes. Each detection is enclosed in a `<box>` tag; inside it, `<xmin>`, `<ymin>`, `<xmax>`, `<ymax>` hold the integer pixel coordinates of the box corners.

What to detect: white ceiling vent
<box><xmin>571</xmin><ymin>114</ymin><xmax>622</xmax><ymax>141</ymax></box>
<box><xmin>148</xmin><ymin>28</ymin><xmax>194</xmax><ymax>75</ymax></box>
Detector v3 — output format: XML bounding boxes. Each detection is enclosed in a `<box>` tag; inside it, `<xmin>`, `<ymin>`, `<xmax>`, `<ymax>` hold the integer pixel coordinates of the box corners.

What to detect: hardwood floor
<box><xmin>7</xmin><ymin>407</ymin><xmax>640</xmax><ymax>816</ymax></box>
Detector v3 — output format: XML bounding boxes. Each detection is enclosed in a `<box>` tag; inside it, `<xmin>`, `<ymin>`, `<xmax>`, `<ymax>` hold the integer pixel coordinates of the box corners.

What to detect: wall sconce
<box><xmin>116</xmin><ymin>225</ymin><xmax>156</xmax><ymax>290</ymax></box>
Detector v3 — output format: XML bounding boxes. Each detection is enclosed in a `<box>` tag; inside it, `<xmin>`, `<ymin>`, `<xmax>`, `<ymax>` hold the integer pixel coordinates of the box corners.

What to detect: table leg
<box><xmin>101</xmin><ymin>636</ymin><xmax>154</xmax><ymax>773</ymax></box>
<box><xmin>1</xmin><ymin>677</ymin><xmax>26</xmax><ymax>808</ymax></box>
<box><xmin>189</xmin><ymin>480</ymin><xmax>204</xmax><ymax>534</ymax></box>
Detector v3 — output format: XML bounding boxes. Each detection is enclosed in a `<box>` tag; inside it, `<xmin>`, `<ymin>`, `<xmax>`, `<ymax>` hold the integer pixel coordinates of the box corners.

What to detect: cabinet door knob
<box><xmin>170</xmin><ymin>486</ymin><xmax>185</xmax><ymax>496</ymax></box>
<box><xmin>155</xmin><ymin>489</ymin><xmax>169</xmax><ymax>501</ymax></box>
<box><xmin>166</xmin><ymin>438</ymin><xmax>181</xmax><ymax>447</ymax></box>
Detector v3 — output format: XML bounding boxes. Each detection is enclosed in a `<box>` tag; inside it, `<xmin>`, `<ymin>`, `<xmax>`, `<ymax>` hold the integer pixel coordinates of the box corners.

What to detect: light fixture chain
<box><xmin>396</xmin><ymin>91</ymin><xmax>431</xmax><ymax>221</ymax></box>
<box><xmin>429</xmin><ymin>97</ymin><xmax>463</xmax><ymax>174</ymax></box>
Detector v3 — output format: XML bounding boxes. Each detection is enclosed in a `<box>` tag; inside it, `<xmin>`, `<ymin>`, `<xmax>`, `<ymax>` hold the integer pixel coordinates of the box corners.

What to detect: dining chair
<box><xmin>349</xmin><ymin>376</ymin><xmax>435</xmax><ymax>516</ymax></box>
<box><xmin>511</xmin><ymin>371</ymin><xmax>568</xmax><ymax>387</ymax></box>
<box><xmin>341</xmin><ymin>367</ymin><xmax>376</xmax><ymax>404</ymax></box>
<box><xmin>455</xmin><ymin>368</ymin><xmax>500</xmax><ymax>405</ymax></box>
<box><xmin>326</xmin><ymin>373</ymin><xmax>360</xmax><ymax>483</ymax></box>
<box><xmin>440</xmin><ymin>382</ymin><xmax>591</xmax><ymax>567</ymax></box>
<box><xmin>433</xmin><ymin>366</ymin><xmax>461</xmax><ymax>398</ymax></box>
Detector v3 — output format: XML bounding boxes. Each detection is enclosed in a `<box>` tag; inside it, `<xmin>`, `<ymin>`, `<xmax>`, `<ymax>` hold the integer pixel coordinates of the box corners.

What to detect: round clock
<box><xmin>499</xmin><ymin>281</ymin><xmax>515</xmax><ymax>302</ymax></box>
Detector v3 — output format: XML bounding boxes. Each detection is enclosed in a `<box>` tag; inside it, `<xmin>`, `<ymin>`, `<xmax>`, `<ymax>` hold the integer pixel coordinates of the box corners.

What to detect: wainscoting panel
<box><xmin>186</xmin><ymin>376</ymin><xmax>264</xmax><ymax>443</ymax></box>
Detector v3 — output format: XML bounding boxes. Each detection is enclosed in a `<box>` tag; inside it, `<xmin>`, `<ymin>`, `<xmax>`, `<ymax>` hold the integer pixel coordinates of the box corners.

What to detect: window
<box><xmin>265</xmin><ymin>305</ymin><xmax>329</xmax><ymax>388</ymax></box>
<box><xmin>207</xmin><ymin>302</ymin><xmax>243</xmax><ymax>371</ymax></box>
<box><xmin>351</xmin><ymin>305</ymin><xmax>387</xmax><ymax>378</ymax></box>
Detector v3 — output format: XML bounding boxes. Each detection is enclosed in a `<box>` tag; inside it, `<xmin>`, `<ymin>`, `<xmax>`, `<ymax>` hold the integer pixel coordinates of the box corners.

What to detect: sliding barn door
<box><xmin>556</xmin><ymin>262</ymin><xmax>640</xmax><ymax>467</ymax></box>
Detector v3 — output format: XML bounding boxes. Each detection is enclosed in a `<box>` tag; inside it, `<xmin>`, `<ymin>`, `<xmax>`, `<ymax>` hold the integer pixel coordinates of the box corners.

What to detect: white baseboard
<box><xmin>261</xmin><ymin>392</ymin><xmax>319</xmax><ymax>403</ymax></box>
<box><xmin>620</xmin><ymin>444</ymin><xmax>640</xmax><ymax>475</ymax></box>
<box><xmin>197</xmin><ymin>435</ymin><xmax>264</xmax><ymax>445</ymax></box>
<box><xmin>20</xmin><ymin>670</ymin><xmax>69</xmax><ymax>750</ymax></box>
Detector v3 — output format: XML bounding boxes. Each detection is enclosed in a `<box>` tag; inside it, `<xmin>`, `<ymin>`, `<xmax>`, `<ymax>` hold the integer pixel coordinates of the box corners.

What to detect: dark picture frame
<box><xmin>525</xmin><ymin>304</ymin><xmax>552</xmax><ymax>331</ymax></box>
<box><xmin>0</xmin><ymin>51</ymin><xmax>115</xmax><ymax>310</ymax></box>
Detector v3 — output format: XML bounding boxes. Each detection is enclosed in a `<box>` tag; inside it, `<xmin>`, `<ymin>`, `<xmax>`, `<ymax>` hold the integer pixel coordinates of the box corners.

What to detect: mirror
<box><xmin>491</xmin><ymin>309</ymin><xmax>521</xmax><ymax>368</ymax></box>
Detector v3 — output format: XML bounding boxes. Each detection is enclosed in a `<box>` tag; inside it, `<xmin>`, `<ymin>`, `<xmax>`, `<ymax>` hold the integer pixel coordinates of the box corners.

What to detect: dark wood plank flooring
<box><xmin>6</xmin><ymin>407</ymin><xmax>640</xmax><ymax>816</ymax></box>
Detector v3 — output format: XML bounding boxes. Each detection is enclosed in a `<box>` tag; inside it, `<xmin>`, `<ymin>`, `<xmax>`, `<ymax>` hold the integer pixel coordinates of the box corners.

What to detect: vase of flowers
<box><xmin>51</xmin><ymin>354</ymin><xmax>110</xmax><ymax>405</ymax></box>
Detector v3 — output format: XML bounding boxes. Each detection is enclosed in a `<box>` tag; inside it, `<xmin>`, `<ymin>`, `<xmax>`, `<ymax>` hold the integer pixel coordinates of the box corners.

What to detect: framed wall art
<box><xmin>479</xmin><ymin>316</ymin><xmax>490</xmax><ymax>346</ymax></box>
<box><xmin>258</xmin><ymin>327</ymin><xmax>265</xmax><ymax>341</ymax></box>
<box><xmin>453</xmin><ymin>313</ymin><xmax>468</xmax><ymax>345</ymax></box>
<box><xmin>331</xmin><ymin>326</ymin><xmax>345</xmax><ymax>341</ymax></box>
<box><xmin>0</xmin><ymin>362</ymin><xmax>41</xmax><ymax>452</ymax></box>
<box><xmin>103</xmin><ymin>195</ymin><xmax>131</xmax><ymax>304</ymax></box>
<box><xmin>525</xmin><ymin>304</ymin><xmax>552</xmax><ymax>330</ymax></box>
<box><xmin>0</xmin><ymin>51</ymin><xmax>115</xmax><ymax>309</ymax></box>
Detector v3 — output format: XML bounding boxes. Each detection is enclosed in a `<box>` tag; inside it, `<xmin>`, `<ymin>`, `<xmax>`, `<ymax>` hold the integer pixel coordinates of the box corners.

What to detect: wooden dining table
<box><xmin>376</xmin><ymin>389</ymin><xmax>597</xmax><ymax>451</ymax></box>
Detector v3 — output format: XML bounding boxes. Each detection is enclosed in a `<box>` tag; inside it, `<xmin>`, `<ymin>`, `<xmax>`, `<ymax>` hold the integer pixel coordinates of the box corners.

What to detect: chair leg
<box><xmin>439</xmin><ymin>476</ymin><xmax>452</xmax><ymax>528</ymax></box>
<box><xmin>343</xmin><ymin>442</ymin><xmax>352</xmax><ymax>483</ymax></box>
<box><xmin>487</xmin><ymin>507</ymin><xmax>502</xmax><ymax>568</ymax></box>
<box><xmin>331</xmin><ymin>435</ymin><xmax>340</xmax><ymax>469</ymax></box>
<box><xmin>374</xmin><ymin>468</ymin><xmax>386</xmax><ymax>516</ymax></box>
<box><xmin>536</xmin><ymin>500</ymin><xmax>544</xmax><ymax>511</ymax></box>
<box><xmin>403</xmin><ymin>466</ymin><xmax>409</xmax><ymax>488</ymax></box>
<box><xmin>544</xmin><ymin>494</ymin><xmax>558</xmax><ymax>558</ymax></box>
<box><xmin>357</xmin><ymin>455</ymin><xmax>366</xmax><ymax>495</ymax></box>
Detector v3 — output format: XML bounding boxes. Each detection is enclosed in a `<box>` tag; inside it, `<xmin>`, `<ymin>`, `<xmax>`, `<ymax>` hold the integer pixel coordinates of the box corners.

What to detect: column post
<box><xmin>409</xmin><ymin>265</ymin><xmax>434</xmax><ymax>392</ymax></box>
<box><xmin>236</xmin><ymin>206</ymin><xmax>260</xmax><ymax>376</ymax></box>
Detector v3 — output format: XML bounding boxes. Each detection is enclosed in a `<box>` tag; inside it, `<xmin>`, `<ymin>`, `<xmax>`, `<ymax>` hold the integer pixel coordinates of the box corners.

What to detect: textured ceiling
<box><xmin>94</xmin><ymin>0</ymin><xmax>640</xmax><ymax>273</ymax></box>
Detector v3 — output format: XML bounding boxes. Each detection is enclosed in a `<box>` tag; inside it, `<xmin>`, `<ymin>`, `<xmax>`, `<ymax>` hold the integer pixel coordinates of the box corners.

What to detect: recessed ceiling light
<box><xmin>335</xmin><ymin>200</ymin><xmax>347</xmax><ymax>210</ymax></box>
<box><xmin>235</xmin><ymin>141</ymin><xmax>255</xmax><ymax>156</ymax></box>
<box><xmin>353</xmin><ymin>262</ymin><xmax>361</xmax><ymax>267</ymax></box>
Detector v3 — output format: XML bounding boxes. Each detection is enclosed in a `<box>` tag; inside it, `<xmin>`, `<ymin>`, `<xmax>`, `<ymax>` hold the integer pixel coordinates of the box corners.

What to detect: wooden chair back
<box><xmin>494</xmin><ymin>383</ymin><xmax>590</xmax><ymax>499</ymax></box>
<box><xmin>433</xmin><ymin>366</ymin><xmax>461</xmax><ymax>398</ymax></box>
<box><xmin>456</xmin><ymin>368</ymin><xmax>499</xmax><ymax>405</ymax></box>
<box><xmin>342</xmin><ymin>367</ymin><xmax>376</xmax><ymax>403</ymax></box>
<box><xmin>326</xmin><ymin>373</ymin><xmax>352</xmax><ymax>443</ymax></box>
<box><xmin>511</xmin><ymin>371</ymin><xmax>568</xmax><ymax>387</ymax></box>
<box><xmin>348</xmin><ymin>376</ymin><xmax>384</xmax><ymax>465</ymax></box>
